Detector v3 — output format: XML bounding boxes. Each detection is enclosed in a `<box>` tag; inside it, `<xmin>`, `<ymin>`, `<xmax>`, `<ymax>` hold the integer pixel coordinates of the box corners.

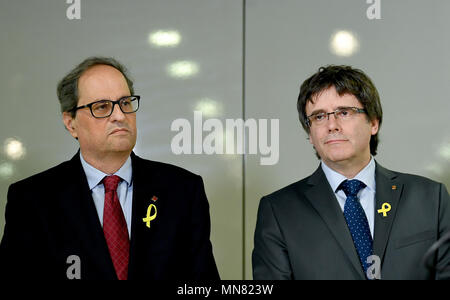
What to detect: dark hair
<box><xmin>297</xmin><ymin>65</ymin><xmax>383</xmax><ymax>156</ymax></box>
<box><xmin>57</xmin><ymin>56</ymin><xmax>134</xmax><ymax>117</ymax></box>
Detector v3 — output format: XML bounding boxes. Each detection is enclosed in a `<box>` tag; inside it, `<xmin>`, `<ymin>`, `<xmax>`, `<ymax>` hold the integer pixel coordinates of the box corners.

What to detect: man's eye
<box><xmin>93</xmin><ymin>102</ymin><xmax>110</xmax><ymax>111</ymax></box>
<box><xmin>339</xmin><ymin>109</ymin><xmax>350</xmax><ymax>117</ymax></box>
<box><xmin>315</xmin><ymin>114</ymin><xmax>326</xmax><ymax>121</ymax></box>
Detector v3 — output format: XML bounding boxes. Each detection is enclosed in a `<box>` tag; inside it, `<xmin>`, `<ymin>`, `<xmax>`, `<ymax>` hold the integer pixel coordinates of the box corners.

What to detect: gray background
<box><xmin>0</xmin><ymin>0</ymin><xmax>449</xmax><ymax>279</ymax></box>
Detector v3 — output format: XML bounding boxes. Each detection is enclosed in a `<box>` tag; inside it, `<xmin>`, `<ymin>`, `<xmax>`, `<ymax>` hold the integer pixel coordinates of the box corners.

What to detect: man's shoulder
<box><xmin>376</xmin><ymin>163</ymin><xmax>444</xmax><ymax>187</ymax></box>
<box><xmin>9</xmin><ymin>159</ymin><xmax>74</xmax><ymax>190</ymax></box>
<box><xmin>131</xmin><ymin>154</ymin><xmax>201</xmax><ymax>181</ymax></box>
<box><xmin>396</xmin><ymin>172</ymin><xmax>441</xmax><ymax>185</ymax></box>
<box><xmin>260</xmin><ymin>174</ymin><xmax>313</xmax><ymax>208</ymax></box>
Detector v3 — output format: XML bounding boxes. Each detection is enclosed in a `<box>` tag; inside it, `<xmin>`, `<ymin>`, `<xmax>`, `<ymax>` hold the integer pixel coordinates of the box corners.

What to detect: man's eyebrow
<box><xmin>93</xmin><ymin>95</ymin><xmax>131</xmax><ymax>102</ymax></box>
<box><xmin>307</xmin><ymin>108</ymin><xmax>326</xmax><ymax>116</ymax></box>
<box><xmin>308</xmin><ymin>106</ymin><xmax>356</xmax><ymax>116</ymax></box>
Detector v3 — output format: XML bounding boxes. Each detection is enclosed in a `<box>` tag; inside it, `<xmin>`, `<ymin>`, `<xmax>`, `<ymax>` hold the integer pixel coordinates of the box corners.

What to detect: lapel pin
<box><xmin>143</xmin><ymin>203</ymin><xmax>157</xmax><ymax>228</ymax></box>
<box><xmin>377</xmin><ymin>202</ymin><xmax>391</xmax><ymax>217</ymax></box>
<box><xmin>391</xmin><ymin>185</ymin><xmax>397</xmax><ymax>190</ymax></box>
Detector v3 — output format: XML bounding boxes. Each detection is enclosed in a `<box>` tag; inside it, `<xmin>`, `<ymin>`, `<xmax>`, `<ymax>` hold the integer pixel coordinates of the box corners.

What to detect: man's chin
<box><xmin>109</xmin><ymin>140</ymin><xmax>136</xmax><ymax>154</ymax></box>
<box><xmin>322</xmin><ymin>151</ymin><xmax>353</xmax><ymax>164</ymax></box>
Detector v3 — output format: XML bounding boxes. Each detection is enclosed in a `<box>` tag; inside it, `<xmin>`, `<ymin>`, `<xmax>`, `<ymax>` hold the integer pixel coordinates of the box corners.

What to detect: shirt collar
<box><xmin>80</xmin><ymin>152</ymin><xmax>133</xmax><ymax>190</ymax></box>
<box><xmin>321</xmin><ymin>156</ymin><xmax>376</xmax><ymax>193</ymax></box>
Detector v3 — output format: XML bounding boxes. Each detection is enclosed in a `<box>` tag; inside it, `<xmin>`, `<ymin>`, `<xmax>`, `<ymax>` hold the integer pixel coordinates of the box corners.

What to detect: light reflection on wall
<box><xmin>330</xmin><ymin>30</ymin><xmax>359</xmax><ymax>57</ymax></box>
<box><xmin>426</xmin><ymin>163</ymin><xmax>443</xmax><ymax>176</ymax></box>
<box><xmin>424</xmin><ymin>138</ymin><xmax>450</xmax><ymax>190</ymax></box>
<box><xmin>167</xmin><ymin>60</ymin><xmax>199</xmax><ymax>78</ymax></box>
<box><xmin>0</xmin><ymin>162</ymin><xmax>15</xmax><ymax>180</ymax></box>
<box><xmin>148</xmin><ymin>30</ymin><xmax>181</xmax><ymax>47</ymax></box>
<box><xmin>4</xmin><ymin>138</ymin><xmax>26</xmax><ymax>160</ymax></box>
<box><xmin>195</xmin><ymin>98</ymin><xmax>223</xmax><ymax>117</ymax></box>
<box><xmin>438</xmin><ymin>142</ymin><xmax>450</xmax><ymax>161</ymax></box>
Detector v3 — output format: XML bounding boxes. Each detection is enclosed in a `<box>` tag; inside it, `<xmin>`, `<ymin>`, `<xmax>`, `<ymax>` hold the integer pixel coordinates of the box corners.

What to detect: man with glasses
<box><xmin>253</xmin><ymin>65</ymin><xmax>450</xmax><ymax>279</ymax></box>
<box><xmin>0</xmin><ymin>57</ymin><xmax>220</xmax><ymax>280</ymax></box>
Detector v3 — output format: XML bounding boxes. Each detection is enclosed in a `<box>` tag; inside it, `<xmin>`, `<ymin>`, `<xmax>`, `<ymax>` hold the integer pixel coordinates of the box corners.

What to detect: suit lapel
<box><xmin>373</xmin><ymin>162</ymin><xmax>402</xmax><ymax>264</ymax></box>
<box><xmin>128</xmin><ymin>153</ymin><xmax>167</xmax><ymax>279</ymax></box>
<box><xmin>303</xmin><ymin>166</ymin><xmax>366</xmax><ymax>279</ymax></box>
<box><xmin>63</xmin><ymin>152</ymin><xmax>116</xmax><ymax>279</ymax></box>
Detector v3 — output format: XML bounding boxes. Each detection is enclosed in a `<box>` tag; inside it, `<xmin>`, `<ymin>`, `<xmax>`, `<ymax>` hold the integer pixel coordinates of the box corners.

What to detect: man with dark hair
<box><xmin>0</xmin><ymin>56</ymin><xmax>220</xmax><ymax>280</ymax></box>
<box><xmin>253</xmin><ymin>65</ymin><xmax>450</xmax><ymax>279</ymax></box>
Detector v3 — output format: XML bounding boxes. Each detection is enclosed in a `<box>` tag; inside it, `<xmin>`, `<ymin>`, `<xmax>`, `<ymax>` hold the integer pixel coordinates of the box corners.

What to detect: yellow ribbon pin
<box><xmin>143</xmin><ymin>204</ymin><xmax>157</xmax><ymax>228</ymax></box>
<box><xmin>377</xmin><ymin>202</ymin><xmax>391</xmax><ymax>217</ymax></box>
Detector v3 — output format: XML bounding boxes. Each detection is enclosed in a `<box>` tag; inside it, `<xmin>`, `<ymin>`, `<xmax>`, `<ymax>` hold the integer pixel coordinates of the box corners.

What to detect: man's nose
<box><xmin>326</xmin><ymin>112</ymin><xmax>341</xmax><ymax>133</ymax></box>
<box><xmin>109</xmin><ymin>103</ymin><xmax>126</xmax><ymax>121</ymax></box>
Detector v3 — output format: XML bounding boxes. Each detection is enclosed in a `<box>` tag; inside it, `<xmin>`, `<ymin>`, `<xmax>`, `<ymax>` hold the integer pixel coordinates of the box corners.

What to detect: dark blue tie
<box><xmin>339</xmin><ymin>179</ymin><xmax>373</xmax><ymax>277</ymax></box>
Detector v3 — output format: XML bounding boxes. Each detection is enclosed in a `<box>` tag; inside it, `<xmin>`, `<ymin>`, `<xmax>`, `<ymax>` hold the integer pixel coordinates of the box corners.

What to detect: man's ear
<box><xmin>62</xmin><ymin>112</ymin><xmax>78</xmax><ymax>139</ymax></box>
<box><xmin>370</xmin><ymin>118</ymin><xmax>380</xmax><ymax>135</ymax></box>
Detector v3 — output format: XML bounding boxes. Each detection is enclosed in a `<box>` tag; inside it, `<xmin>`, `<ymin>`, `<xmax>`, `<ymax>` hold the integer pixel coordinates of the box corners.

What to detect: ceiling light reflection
<box><xmin>168</xmin><ymin>61</ymin><xmax>199</xmax><ymax>78</ymax></box>
<box><xmin>148</xmin><ymin>30</ymin><xmax>181</xmax><ymax>47</ymax></box>
<box><xmin>4</xmin><ymin>138</ymin><xmax>26</xmax><ymax>160</ymax></box>
<box><xmin>438</xmin><ymin>143</ymin><xmax>450</xmax><ymax>160</ymax></box>
<box><xmin>195</xmin><ymin>98</ymin><xmax>222</xmax><ymax>117</ymax></box>
<box><xmin>0</xmin><ymin>162</ymin><xmax>15</xmax><ymax>180</ymax></box>
<box><xmin>330</xmin><ymin>30</ymin><xmax>359</xmax><ymax>57</ymax></box>
<box><xmin>425</xmin><ymin>163</ymin><xmax>442</xmax><ymax>176</ymax></box>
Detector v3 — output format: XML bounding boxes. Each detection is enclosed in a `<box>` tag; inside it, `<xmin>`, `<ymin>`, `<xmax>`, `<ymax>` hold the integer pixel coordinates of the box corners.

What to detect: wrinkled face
<box><xmin>305</xmin><ymin>86</ymin><xmax>379</xmax><ymax>168</ymax></box>
<box><xmin>63</xmin><ymin>64</ymin><xmax>137</xmax><ymax>159</ymax></box>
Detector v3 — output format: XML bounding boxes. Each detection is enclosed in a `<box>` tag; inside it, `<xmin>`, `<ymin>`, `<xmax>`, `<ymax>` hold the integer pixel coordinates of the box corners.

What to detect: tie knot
<box><xmin>103</xmin><ymin>175</ymin><xmax>121</xmax><ymax>193</ymax></box>
<box><xmin>339</xmin><ymin>179</ymin><xmax>366</xmax><ymax>197</ymax></box>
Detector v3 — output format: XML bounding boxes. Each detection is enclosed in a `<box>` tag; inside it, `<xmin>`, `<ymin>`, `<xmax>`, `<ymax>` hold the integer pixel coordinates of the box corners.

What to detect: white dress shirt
<box><xmin>80</xmin><ymin>153</ymin><xmax>133</xmax><ymax>237</ymax></box>
<box><xmin>321</xmin><ymin>157</ymin><xmax>376</xmax><ymax>238</ymax></box>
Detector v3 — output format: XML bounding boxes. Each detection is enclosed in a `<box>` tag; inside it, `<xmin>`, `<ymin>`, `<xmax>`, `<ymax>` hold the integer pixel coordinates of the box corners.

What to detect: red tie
<box><xmin>102</xmin><ymin>175</ymin><xmax>129</xmax><ymax>280</ymax></box>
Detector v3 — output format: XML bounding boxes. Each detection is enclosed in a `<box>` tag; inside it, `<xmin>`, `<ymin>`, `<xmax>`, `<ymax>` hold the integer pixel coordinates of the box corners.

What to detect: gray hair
<box><xmin>57</xmin><ymin>56</ymin><xmax>134</xmax><ymax>117</ymax></box>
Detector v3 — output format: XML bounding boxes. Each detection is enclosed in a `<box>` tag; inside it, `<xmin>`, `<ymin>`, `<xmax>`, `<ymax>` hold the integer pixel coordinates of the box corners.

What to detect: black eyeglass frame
<box><xmin>306</xmin><ymin>106</ymin><xmax>366</xmax><ymax>127</ymax></box>
<box><xmin>69</xmin><ymin>95</ymin><xmax>141</xmax><ymax>118</ymax></box>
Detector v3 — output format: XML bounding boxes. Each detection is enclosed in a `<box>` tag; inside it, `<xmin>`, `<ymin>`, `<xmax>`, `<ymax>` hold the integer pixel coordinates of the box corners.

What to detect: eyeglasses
<box><xmin>306</xmin><ymin>106</ymin><xmax>366</xmax><ymax>127</ymax></box>
<box><xmin>70</xmin><ymin>95</ymin><xmax>140</xmax><ymax>118</ymax></box>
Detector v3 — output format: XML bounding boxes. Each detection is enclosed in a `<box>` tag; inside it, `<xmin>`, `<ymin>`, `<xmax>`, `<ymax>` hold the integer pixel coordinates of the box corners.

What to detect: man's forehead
<box><xmin>79</xmin><ymin>64</ymin><xmax>124</xmax><ymax>83</ymax></box>
<box><xmin>307</xmin><ymin>87</ymin><xmax>361</xmax><ymax>111</ymax></box>
<box><xmin>77</xmin><ymin>64</ymin><xmax>129</xmax><ymax>102</ymax></box>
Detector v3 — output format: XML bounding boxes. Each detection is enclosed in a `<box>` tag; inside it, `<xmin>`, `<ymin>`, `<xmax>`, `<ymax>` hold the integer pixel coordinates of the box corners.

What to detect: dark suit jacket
<box><xmin>0</xmin><ymin>152</ymin><xmax>220</xmax><ymax>280</ymax></box>
<box><xmin>253</xmin><ymin>162</ymin><xmax>450</xmax><ymax>280</ymax></box>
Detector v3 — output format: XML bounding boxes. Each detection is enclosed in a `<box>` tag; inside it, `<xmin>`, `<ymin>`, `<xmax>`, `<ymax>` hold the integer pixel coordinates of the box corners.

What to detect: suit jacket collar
<box><xmin>303</xmin><ymin>161</ymin><xmax>402</xmax><ymax>279</ymax></box>
<box><xmin>320</xmin><ymin>158</ymin><xmax>376</xmax><ymax>194</ymax></box>
<box><xmin>66</xmin><ymin>151</ymin><xmax>117</xmax><ymax>279</ymax></box>
<box><xmin>128</xmin><ymin>152</ymin><xmax>170</xmax><ymax>279</ymax></box>
<box><xmin>66</xmin><ymin>150</ymin><xmax>152</xmax><ymax>279</ymax></box>
<box><xmin>304</xmin><ymin>166</ymin><xmax>366</xmax><ymax>279</ymax></box>
<box><xmin>373</xmin><ymin>162</ymin><xmax>402</xmax><ymax>265</ymax></box>
<box><xmin>79</xmin><ymin>151</ymin><xmax>133</xmax><ymax>189</ymax></box>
